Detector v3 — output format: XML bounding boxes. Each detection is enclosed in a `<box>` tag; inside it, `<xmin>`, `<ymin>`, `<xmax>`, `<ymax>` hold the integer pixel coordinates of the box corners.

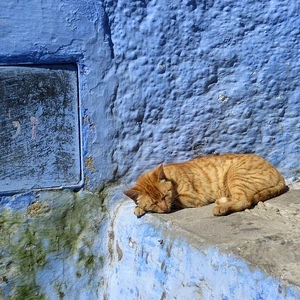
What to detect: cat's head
<box><xmin>124</xmin><ymin>165</ymin><xmax>176</xmax><ymax>217</ymax></box>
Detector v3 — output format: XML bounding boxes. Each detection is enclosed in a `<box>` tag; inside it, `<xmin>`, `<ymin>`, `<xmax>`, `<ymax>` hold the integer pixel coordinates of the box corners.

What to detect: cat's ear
<box><xmin>124</xmin><ymin>189</ymin><xmax>139</xmax><ymax>203</ymax></box>
<box><xmin>158</xmin><ymin>164</ymin><xmax>167</xmax><ymax>181</ymax></box>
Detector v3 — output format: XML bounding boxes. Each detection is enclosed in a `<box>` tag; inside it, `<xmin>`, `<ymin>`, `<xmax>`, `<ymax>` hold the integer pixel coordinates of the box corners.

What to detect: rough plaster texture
<box><xmin>0</xmin><ymin>0</ymin><xmax>117</xmax><ymax>190</ymax></box>
<box><xmin>0</xmin><ymin>190</ymin><xmax>109</xmax><ymax>299</ymax></box>
<box><xmin>1</xmin><ymin>0</ymin><xmax>299</xmax><ymax>189</ymax></box>
<box><xmin>0</xmin><ymin>188</ymin><xmax>299</xmax><ymax>299</ymax></box>
<box><xmin>106</xmin><ymin>0</ymin><xmax>300</xmax><ymax>183</ymax></box>
<box><xmin>106</xmin><ymin>189</ymin><xmax>300</xmax><ymax>300</ymax></box>
<box><xmin>0</xmin><ymin>0</ymin><xmax>300</xmax><ymax>299</ymax></box>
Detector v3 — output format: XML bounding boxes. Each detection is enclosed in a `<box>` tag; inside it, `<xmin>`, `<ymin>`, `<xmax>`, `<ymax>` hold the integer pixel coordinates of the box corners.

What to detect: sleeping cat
<box><xmin>124</xmin><ymin>153</ymin><xmax>286</xmax><ymax>217</ymax></box>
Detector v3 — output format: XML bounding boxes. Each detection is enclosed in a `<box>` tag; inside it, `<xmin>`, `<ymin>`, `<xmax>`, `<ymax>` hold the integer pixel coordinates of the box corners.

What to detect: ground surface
<box><xmin>156</xmin><ymin>188</ymin><xmax>300</xmax><ymax>288</ymax></box>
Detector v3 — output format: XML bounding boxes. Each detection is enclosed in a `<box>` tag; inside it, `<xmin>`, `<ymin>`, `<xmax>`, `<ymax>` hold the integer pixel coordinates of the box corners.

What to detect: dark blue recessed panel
<box><xmin>0</xmin><ymin>64</ymin><xmax>82</xmax><ymax>194</ymax></box>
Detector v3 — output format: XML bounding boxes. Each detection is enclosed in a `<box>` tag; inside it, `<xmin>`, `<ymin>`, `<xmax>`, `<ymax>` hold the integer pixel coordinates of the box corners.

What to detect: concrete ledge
<box><xmin>157</xmin><ymin>189</ymin><xmax>300</xmax><ymax>286</ymax></box>
<box><xmin>105</xmin><ymin>189</ymin><xmax>300</xmax><ymax>299</ymax></box>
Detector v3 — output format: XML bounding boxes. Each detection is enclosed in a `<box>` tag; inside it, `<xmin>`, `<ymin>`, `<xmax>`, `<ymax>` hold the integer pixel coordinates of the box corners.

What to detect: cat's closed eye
<box><xmin>146</xmin><ymin>204</ymin><xmax>157</xmax><ymax>211</ymax></box>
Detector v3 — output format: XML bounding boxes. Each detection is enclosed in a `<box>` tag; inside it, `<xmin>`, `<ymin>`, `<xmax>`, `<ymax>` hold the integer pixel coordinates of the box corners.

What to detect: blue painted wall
<box><xmin>1</xmin><ymin>0</ymin><xmax>299</xmax><ymax>190</ymax></box>
<box><xmin>106</xmin><ymin>0</ymin><xmax>300</xmax><ymax>183</ymax></box>
<box><xmin>0</xmin><ymin>0</ymin><xmax>117</xmax><ymax>190</ymax></box>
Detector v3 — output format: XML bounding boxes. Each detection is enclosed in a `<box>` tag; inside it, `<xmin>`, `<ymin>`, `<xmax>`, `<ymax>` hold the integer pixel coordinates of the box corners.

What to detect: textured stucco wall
<box><xmin>1</xmin><ymin>189</ymin><xmax>299</xmax><ymax>299</ymax></box>
<box><xmin>1</xmin><ymin>0</ymin><xmax>299</xmax><ymax>189</ymax></box>
<box><xmin>0</xmin><ymin>0</ymin><xmax>117</xmax><ymax>190</ymax></box>
<box><xmin>0</xmin><ymin>0</ymin><xmax>300</xmax><ymax>299</ymax></box>
<box><xmin>105</xmin><ymin>0</ymin><xmax>300</xmax><ymax>183</ymax></box>
<box><xmin>0</xmin><ymin>190</ymin><xmax>109</xmax><ymax>299</ymax></box>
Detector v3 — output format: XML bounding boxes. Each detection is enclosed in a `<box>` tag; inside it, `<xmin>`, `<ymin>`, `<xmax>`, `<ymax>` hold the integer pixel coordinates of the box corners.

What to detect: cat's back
<box><xmin>191</xmin><ymin>153</ymin><xmax>273</xmax><ymax>167</ymax></box>
<box><xmin>190</xmin><ymin>153</ymin><xmax>284</xmax><ymax>182</ymax></box>
<box><xmin>164</xmin><ymin>153</ymin><xmax>284</xmax><ymax>187</ymax></box>
<box><xmin>185</xmin><ymin>153</ymin><xmax>242</xmax><ymax>172</ymax></box>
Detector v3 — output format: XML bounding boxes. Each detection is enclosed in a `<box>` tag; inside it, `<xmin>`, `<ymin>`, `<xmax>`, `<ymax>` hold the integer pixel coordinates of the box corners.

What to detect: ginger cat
<box><xmin>124</xmin><ymin>154</ymin><xmax>286</xmax><ymax>217</ymax></box>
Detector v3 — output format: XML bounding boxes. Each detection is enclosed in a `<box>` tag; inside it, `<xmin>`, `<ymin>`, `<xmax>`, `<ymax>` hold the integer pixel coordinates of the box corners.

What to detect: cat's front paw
<box><xmin>213</xmin><ymin>205</ymin><xmax>228</xmax><ymax>216</ymax></box>
<box><xmin>134</xmin><ymin>206</ymin><xmax>146</xmax><ymax>218</ymax></box>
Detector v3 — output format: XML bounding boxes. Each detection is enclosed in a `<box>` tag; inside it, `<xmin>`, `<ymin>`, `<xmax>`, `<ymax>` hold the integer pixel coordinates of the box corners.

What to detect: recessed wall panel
<box><xmin>0</xmin><ymin>64</ymin><xmax>82</xmax><ymax>194</ymax></box>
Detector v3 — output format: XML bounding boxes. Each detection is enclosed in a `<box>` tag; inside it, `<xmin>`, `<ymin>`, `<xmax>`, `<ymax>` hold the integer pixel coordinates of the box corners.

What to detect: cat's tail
<box><xmin>252</xmin><ymin>180</ymin><xmax>287</xmax><ymax>204</ymax></box>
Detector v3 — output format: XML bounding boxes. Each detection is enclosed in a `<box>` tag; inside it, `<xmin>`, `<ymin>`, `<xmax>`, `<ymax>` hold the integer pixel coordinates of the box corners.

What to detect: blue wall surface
<box><xmin>106</xmin><ymin>0</ymin><xmax>300</xmax><ymax>183</ymax></box>
<box><xmin>0</xmin><ymin>0</ymin><xmax>299</xmax><ymax>299</ymax></box>
<box><xmin>1</xmin><ymin>0</ymin><xmax>299</xmax><ymax>190</ymax></box>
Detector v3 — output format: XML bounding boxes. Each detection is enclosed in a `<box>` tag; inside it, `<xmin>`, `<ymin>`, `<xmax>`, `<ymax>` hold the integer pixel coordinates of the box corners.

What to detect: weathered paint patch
<box><xmin>0</xmin><ymin>189</ymin><xmax>109</xmax><ymax>299</ymax></box>
<box><xmin>0</xmin><ymin>65</ymin><xmax>82</xmax><ymax>194</ymax></box>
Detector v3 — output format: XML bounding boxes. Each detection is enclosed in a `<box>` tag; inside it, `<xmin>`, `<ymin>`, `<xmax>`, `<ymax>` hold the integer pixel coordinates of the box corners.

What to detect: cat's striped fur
<box><xmin>124</xmin><ymin>153</ymin><xmax>286</xmax><ymax>217</ymax></box>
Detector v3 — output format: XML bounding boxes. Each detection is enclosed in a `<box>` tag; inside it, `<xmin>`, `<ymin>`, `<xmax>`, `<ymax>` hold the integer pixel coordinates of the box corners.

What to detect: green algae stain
<box><xmin>14</xmin><ymin>285</ymin><xmax>45</xmax><ymax>300</ymax></box>
<box><xmin>0</xmin><ymin>188</ymin><xmax>109</xmax><ymax>299</ymax></box>
<box><xmin>84</xmin><ymin>255</ymin><xmax>95</xmax><ymax>269</ymax></box>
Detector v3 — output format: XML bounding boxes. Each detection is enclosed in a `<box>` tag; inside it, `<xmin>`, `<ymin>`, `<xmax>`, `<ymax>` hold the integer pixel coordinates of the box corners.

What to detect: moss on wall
<box><xmin>0</xmin><ymin>188</ymin><xmax>108</xmax><ymax>299</ymax></box>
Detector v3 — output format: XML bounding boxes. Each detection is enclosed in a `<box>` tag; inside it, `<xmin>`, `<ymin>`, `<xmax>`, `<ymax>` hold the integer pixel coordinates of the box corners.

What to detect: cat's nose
<box><xmin>157</xmin><ymin>201</ymin><xmax>170</xmax><ymax>212</ymax></box>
